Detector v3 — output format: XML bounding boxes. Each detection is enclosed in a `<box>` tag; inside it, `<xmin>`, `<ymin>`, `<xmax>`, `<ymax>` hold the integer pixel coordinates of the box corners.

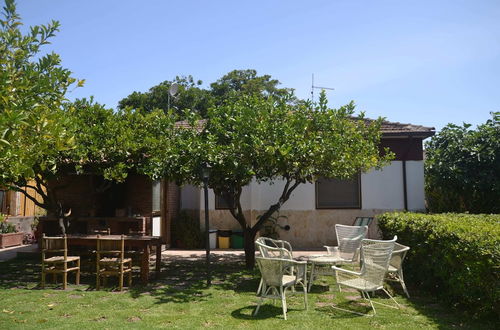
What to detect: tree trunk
<box><xmin>243</xmin><ymin>228</ymin><xmax>257</xmax><ymax>269</ymax></box>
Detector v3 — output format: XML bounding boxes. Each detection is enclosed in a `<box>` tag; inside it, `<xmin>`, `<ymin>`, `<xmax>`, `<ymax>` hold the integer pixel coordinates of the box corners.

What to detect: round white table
<box><xmin>307</xmin><ymin>254</ymin><xmax>344</xmax><ymax>292</ymax></box>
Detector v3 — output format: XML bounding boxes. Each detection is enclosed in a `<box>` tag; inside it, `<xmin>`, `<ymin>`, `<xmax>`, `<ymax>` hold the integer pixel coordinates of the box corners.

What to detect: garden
<box><xmin>1</xmin><ymin>0</ymin><xmax>499</xmax><ymax>328</ymax></box>
<box><xmin>0</xmin><ymin>250</ymin><xmax>497</xmax><ymax>329</ymax></box>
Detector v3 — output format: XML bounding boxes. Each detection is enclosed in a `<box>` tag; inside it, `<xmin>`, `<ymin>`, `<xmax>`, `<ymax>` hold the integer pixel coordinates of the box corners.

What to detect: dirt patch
<box><xmin>345</xmin><ymin>295</ymin><xmax>361</xmax><ymax>300</ymax></box>
<box><xmin>316</xmin><ymin>302</ymin><xmax>334</xmax><ymax>307</ymax></box>
<box><xmin>127</xmin><ymin>316</ymin><xmax>141</xmax><ymax>322</ymax></box>
<box><xmin>68</xmin><ymin>294</ymin><xmax>83</xmax><ymax>299</ymax></box>
<box><xmin>93</xmin><ymin>316</ymin><xmax>107</xmax><ymax>322</ymax></box>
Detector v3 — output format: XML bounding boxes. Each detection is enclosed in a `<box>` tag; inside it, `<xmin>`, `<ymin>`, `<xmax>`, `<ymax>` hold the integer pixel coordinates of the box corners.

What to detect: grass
<box><xmin>0</xmin><ymin>253</ymin><xmax>496</xmax><ymax>329</ymax></box>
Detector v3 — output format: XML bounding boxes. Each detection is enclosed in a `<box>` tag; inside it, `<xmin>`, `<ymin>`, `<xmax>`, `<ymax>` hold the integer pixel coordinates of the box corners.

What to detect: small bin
<box><xmin>231</xmin><ymin>230</ymin><xmax>244</xmax><ymax>249</ymax></box>
<box><xmin>218</xmin><ymin>229</ymin><xmax>232</xmax><ymax>249</ymax></box>
<box><xmin>209</xmin><ymin>229</ymin><xmax>217</xmax><ymax>250</ymax></box>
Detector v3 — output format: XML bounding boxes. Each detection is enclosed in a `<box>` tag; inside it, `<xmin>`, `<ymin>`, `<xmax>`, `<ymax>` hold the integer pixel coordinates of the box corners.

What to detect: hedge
<box><xmin>377</xmin><ymin>212</ymin><xmax>500</xmax><ymax>318</ymax></box>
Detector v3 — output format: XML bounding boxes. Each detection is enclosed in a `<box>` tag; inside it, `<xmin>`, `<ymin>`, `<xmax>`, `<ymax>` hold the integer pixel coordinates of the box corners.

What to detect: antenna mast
<box><xmin>311</xmin><ymin>73</ymin><xmax>335</xmax><ymax>103</ymax></box>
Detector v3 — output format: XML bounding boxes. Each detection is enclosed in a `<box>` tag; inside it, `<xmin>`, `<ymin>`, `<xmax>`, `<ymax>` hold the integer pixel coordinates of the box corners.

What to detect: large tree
<box><xmin>425</xmin><ymin>112</ymin><xmax>500</xmax><ymax>213</ymax></box>
<box><xmin>118</xmin><ymin>69</ymin><xmax>296</xmax><ymax>119</ymax></box>
<box><xmin>0</xmin><ymin>0</ymin><xmax>83</xmax><ymax>219</ymax></box>
<box><xmin>10</xmin><ymin>97</ymin><xmax>177</xmax><ymax>233</ymax></box>
<box><xmin>161</xmin><ymin>91</ymin><xmax>392</xmax><ymax>268</ymax></box>
<box><xmin>118</xmin><ymin>75</ymin><xmax>214</xmax><ymax>117</ymax></box>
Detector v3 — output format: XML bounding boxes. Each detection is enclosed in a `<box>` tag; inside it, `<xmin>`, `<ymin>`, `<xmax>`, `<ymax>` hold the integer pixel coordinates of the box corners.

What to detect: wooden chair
<box><xmin>96</xmin><ymin>235</ymin><xmax>132</xmax><ymax>291</ymax></box>
<box><xmin>41</xmin><ymin>234</ymin><xmax>80</xmax><ymax>290</ymax></box>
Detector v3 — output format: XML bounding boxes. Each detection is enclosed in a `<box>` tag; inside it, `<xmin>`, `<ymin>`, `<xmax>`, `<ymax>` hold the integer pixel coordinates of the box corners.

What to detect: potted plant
<box><xmin>0</xmin><ymin>214</ymin><xmax>24</xmax><ymax>248</ymax></box>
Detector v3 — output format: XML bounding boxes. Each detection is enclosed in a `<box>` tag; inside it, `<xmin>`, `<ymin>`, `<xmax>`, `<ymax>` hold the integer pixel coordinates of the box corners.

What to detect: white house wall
<box><xmin>406</xmin><ymin>161</ymin><xmax>426</xmax><ymax>211</ymax></box>
<box><xmin>361</xmin><ymin>162</ymin><xmax>405</xmax><ymax>210</ymax></box>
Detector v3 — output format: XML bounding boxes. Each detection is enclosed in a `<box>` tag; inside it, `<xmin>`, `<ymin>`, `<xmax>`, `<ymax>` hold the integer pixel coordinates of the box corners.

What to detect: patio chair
<box><xmin>306</xmin><ymin>225</ymin><xmax>367</xmax><ymax>291</ymax></box>
<box><xmin>41</xmin><ymin>234</ymin><xmax>80</xmax><ymax>290</ymax></box>
<box><xmin>255</xmin><ymin>237</ymin><xmax>294</xmax><ymax>294</ymax></box>
<box><xmin>353</xmin><ymin>217</ymin><xmax>373</xmax><ymax>227</ymax></box>
<box><xmin>332</xmin><ymin>236</ymin><xmax>399</xmax><ymax>316</ymax></box>
<box><xmin>386</xmin><ymin>242</ymin><xmax>410</xmax><ymax>298</ymax></box>
<box><xmin>254</xmin><ymin>257</ymin><xmax>308</xmax><ymax>320</ymax></box>
<box><xmin>96</xmin><ymin>235</ymin><xmax>132</xmax><ymax>291</ymax></box>
<box><xmin>324</xmin><ymin>224</ymin><xmax>368</xmax><ymax>263</ymax></box>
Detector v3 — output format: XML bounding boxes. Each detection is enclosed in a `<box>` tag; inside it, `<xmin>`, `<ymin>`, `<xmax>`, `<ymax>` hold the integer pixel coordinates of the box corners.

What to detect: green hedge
<box><xmin>378</xmin><ymin>212</ymin><xmax>500</xmax><ymax>318</ymax></box>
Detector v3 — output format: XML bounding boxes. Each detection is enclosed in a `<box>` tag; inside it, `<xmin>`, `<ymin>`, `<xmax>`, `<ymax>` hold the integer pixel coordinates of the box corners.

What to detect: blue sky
<box><xmin>17</xmin><ymin>0</ymin><xmax>500</xmax><ymax>131</ymax></box>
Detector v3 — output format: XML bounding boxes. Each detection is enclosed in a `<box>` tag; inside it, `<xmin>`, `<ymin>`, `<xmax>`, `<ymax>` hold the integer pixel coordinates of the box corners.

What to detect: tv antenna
<box><xmin>168</xmin><ymin>83</ymin><xmax>179</xmax><ymax>111</ymax></box>
<box><xmin>311</xmin><ymin>73</ymin><xmax>335</xmax><ymax>103</ymax></box>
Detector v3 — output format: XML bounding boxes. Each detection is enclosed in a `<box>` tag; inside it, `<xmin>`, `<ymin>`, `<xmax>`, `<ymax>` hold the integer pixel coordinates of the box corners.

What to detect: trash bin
<box><xmin>231</xmin><ymin>230</ymin><xmax>244</xmax><ymax>249</ymax></box>
<box><xmin>209</xmin><ymin>229</ymin><xmax>217</xmax><ymax>249</ymax></box>
<box><xmin>218</xmin><ymin>229</ymin><xmax>231</xmax><ymax>249</ymax></box>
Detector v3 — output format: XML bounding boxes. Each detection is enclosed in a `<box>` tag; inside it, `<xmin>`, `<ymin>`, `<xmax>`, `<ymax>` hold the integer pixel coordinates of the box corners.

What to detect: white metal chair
<box><xmin>255</xmin><ymin>237</ymin><xmax>293</xmax><ymax>259</ymax></box>
<box><xmin>308</xmin><ymin>225</ymin><xmax>367</xmax><ymax>291</ymax></box>
<box><xmin>386</xmin><ymin>242</ymin><xmax>410</xmax><ymax>298</ymax></box>
<box><xmin>254</xmin><ymin>257</ymin><xmax>308</xmax><ymax>320</ymax></box>
<box><xmin>255</xmin><ymin>237</ymin><xmax>294</xmax><ymax>294</ymax></box>
<box><xmin>332</xmin><ymin>236</ymin><xmax>399</xmax><ymax>316</ymax></box>
<box><xmin>324</xmin><ymin>224</ymin><xmax>368</xmax><ymax>262</ymax></box>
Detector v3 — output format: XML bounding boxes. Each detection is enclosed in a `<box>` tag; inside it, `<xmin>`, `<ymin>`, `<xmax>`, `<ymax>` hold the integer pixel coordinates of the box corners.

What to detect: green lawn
<box><xmin>0</xmin><ymin>254</ymin><xmax>495</xmax><ymax>329</ymax></box>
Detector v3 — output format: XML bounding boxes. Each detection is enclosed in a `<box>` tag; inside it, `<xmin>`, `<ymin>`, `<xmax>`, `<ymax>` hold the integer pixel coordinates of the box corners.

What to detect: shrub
<box><xmin>171</xmin><ymin>211</ymin><xmax>203</xmax><ymax>249</ymax></box>
<box><xmin>425</xmin><ymin>113</ymin><xmax>500</xmax><ymax>213</ymax></box>
<box><xmin>378</xmin><ymin>212</ymin><xmax>500</xmax><ymax>318</ymax></box>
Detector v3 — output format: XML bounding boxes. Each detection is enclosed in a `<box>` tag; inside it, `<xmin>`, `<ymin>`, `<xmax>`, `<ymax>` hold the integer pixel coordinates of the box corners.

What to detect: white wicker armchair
<box><xmin>324</xmin><ymin>224</ymin><xmax>368</xmax><ymax>263</ymax></box>
<box><xmin>254</xmin><ymin>257</ymin><xmax>308</xmax><ymax>320</ymax></box>
<box><xmin>386</xmin><ymin>242</ymin><xmax>410</xmax><ymax>298</ymax></box>
<box><xmin>332</xmin><ymin>236</ymin><xmax>399</xmax><ymax>316</ymax></box>
<box><xmin>255</xmin><ymin>237</ymin><xmax>293</xmax><ymax>259</ymax></box>
<box><xmin>255</xmin><ymin>237</ymin><xmax>294</xmax><ymax>294</ymax></box>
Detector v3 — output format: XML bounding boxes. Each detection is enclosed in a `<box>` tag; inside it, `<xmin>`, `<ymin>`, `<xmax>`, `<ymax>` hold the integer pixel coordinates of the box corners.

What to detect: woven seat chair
<box><xmin>41</xmin><ymin>234</ymin><xmax>80</xmax><ymax>290</ymax></box>
<box><xmin>254</xmin><ymin>257</ymin><xmax>308</xmax><ymax>320</ymax></box>
<box><xmin>332</xmin><ymin>236</ymin><xmax>399</xmax><ymax>316</ymax></box>
<box><xmin>308</xmin><ymin>225</ymin><xmax>367</xmax><ymax>291</ymax></box>
<box><xmin>255</xmin><ymin>237</ymin><xmax>294</xmax><ymax>294</ymax></box>
<box><xmin>353</xmin><ymin>216</ymin><xmax>374</xmax><ymax>227</ymax></box>
<box><xmin>386</xmin><ymin>242</ymin><xmax>410</xmax><ymax>298</ymax></box>
<box><xmin>324</xmin><ymin>224</ymin><xmax>368</xmax><ymax>262</ymax></box>
<box><xmin>96</xmin><ymin>235</ymin><xmax>133</xmax><ymax>291</ymax></box>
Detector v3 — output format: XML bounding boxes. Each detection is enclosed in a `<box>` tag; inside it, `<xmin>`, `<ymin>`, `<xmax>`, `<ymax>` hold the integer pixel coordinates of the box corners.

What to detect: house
<box><xmin>15</xmin><ymin>118</ymin><xmax>434</xmax><ymax>249</ymax></box>
<box><xmin>180</xmin><ymin>120</ymin><xmax>435</xmax><ymax>248</ymax></box>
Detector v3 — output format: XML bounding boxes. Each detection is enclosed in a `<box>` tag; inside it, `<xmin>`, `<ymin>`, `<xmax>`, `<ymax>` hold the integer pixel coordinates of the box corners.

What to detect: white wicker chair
<box><xmin>255</xmin><ymin>237</ymin><xmax>293</xmax><ymax>258</ymax></box>
<box><xmin>254</xmin><ymin>257</ymin><xmax>308</xmax><ymax>320</ymax></box>
<box><xmin>332</xmin><ymin>236</ymin><xmax>399</xmax><ymax>316</ymax></box>
<box><xmin>386</xmin><ymin>242</ymin><xmax>410</xmax><ymax>298</ymax></box>
<box><xmin>307</xmin><ymin>225</ymin><xmax>368</xmax><ymax>292</ymax></box>
<box><xmin>255</xmin><ymin>237</ymin><xmax>294</xmax><ymax>294</ymax></box>
<box><xmin>324</xmin><ymin>224</ymin><xmax>368</xmax><ymax>262</ymax></box>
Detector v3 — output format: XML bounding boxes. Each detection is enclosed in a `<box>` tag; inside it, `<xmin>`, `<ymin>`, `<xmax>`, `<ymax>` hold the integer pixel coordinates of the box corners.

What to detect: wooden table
<box><xmin>65</xmin><ymin>235</ymin><xmax>162</xmax><ymax>284</ymax></box>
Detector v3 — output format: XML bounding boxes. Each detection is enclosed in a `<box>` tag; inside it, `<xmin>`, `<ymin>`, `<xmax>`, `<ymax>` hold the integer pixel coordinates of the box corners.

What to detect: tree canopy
<box><xmin>158</xmin><ymin>91</ymin><xmax>392</xmax><ymax>267</ymax></box>
<box><xmin>425</xmin><ymin>112</ymin><xmax>500</xmax><ymax>213</ymax></box>
<box><xmin>118</xmin><ymin>75</ymin><xmax>213</xmax><ymax>118</ymax></box>
<box><xmin>0</xmin><ymin>0</ymin><xmax>81</xmax><ymax>208</ymax></box>
<box><xmin>118</xmin><ymin>69</ymin><xmax>295</xmax><ymax>119</ymax></box>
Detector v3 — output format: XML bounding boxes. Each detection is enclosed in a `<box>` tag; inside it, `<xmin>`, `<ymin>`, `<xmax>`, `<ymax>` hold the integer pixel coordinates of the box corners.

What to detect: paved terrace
<box><xmin>0</xmin><ymin>245</ymin><xmax>325</xmax><ymax>262</ymax></box>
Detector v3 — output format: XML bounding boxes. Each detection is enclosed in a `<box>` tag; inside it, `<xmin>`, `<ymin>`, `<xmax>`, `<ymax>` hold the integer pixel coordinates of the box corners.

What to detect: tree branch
<box><xmin>251</xmin><ymin>178</ymin><xmax>301</xmax><ymax>235</ymax></box>
<box><xmin>9</xmin><ymin>185</ymin><xmax>47</xmax><ymax>210</ymax></box>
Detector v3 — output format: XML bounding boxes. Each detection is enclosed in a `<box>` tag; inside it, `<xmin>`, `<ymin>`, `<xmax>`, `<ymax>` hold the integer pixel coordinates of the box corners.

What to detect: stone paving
<box><xmin>0</xmin><ymin>246</ymin><xmax>326</xmax><ymax>262</ymax></box>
